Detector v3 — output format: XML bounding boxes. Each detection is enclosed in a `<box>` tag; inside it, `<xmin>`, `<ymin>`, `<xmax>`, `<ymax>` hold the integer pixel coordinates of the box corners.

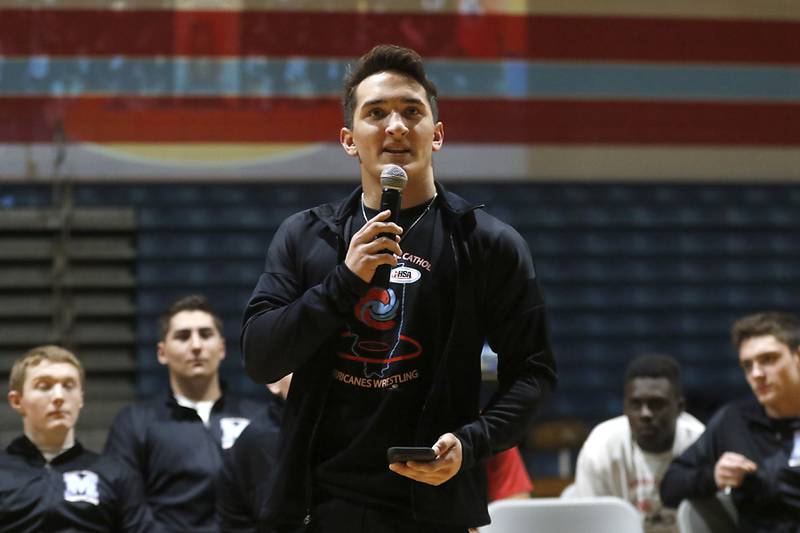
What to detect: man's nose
<box><xmin>385</xmin><ymin>112</ymin><xmax>408</xmax><ymax>136</ymax></box>
<box><xmin>190</xmin><ymin>332</ymin><xmax>203</xmax><ymax>350</ymax></box>
<box><xmin>52</xmin><ymin>384</ymin><xmax>65</xmax><ymax>402</ymax></box>
<box><xmin>639</xmin><ymin>404</ymin><xmax>653</xmax><ymax>418</ymax></box>
<box><xmin>750</xmin><ymin>362</ymin><xmax>765</xmax><ymax>378</ymax></box>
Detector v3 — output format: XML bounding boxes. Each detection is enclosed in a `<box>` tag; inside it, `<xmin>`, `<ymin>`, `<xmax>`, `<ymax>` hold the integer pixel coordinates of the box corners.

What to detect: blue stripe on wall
<box><xmin>2</xmin><ymin>57</ymin><xmax>800</xmax><ymax>101</ymax></box>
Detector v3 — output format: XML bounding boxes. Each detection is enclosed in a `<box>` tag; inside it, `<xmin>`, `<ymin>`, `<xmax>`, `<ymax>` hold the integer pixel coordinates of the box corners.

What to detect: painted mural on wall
<box><xmin>1</xmin><ymin>0</ymin><xmax>799</xmax><ymax>181</ymax></box>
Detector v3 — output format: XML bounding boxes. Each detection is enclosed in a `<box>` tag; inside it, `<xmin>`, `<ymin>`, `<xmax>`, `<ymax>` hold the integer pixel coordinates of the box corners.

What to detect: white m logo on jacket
<box><xmin>63</xmin><ymin>470</ymin><xmax>100</xmax><ymax>505</ymax></box>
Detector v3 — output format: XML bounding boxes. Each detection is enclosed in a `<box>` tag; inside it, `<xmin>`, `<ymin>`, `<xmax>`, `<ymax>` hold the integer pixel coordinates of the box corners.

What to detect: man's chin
<box><xmin>753</xmin><ymin>388</ymin><xmax>774</xmax><ymax>404</ymax></box>
<box><xmin>634</xmin><ymin>434</ymin><xmax>670</xmax><ymax>453</ymax></box>
<box><xmin>45</xmin><ymin>420</ymin><xmax>75</xmax><ymax>432</ymax></box>
<box><xmin>185</xmin><ymin>368</ymin><xmax>212</xmax><ymax>379</ymax></box>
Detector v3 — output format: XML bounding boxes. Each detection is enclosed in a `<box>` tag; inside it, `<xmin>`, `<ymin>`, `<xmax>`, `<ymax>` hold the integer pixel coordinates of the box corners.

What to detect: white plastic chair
<box><xmin>479</xmin><ymin>497</ymin><xmax>643</xmax><ymax>533</ymax></box>
<box><xmin>676</xmin><ymin>493</ymin><xmax>738</xmax><ymax>533</ymax></box>
<box><xmin>559</xmin><ymin>483</ymin><xmax>577</xmax><ymax>498</ymax></box>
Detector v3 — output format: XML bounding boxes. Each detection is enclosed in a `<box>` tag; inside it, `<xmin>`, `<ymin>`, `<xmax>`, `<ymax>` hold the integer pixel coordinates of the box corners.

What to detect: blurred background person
<box><xmin>2</xmin><ymin>345</ymin><xmax>152</xmax><ymax>532</ymax></box>
<box><xmin>486</xmin><ymin>446</ymin><xmax>534</xmax><ymax>501</ymax></box>
<box><xmin>565</xmin><ymin>354</ymin><xmax>704</xmax><ymax>532</ymax></box>
<box><xmin>661</xmin><ymin>312</ymin><xmax>800</xmax><ymax>532</ymax></box>
<box><xmin>105</xmin><ymin>295</ymin><xmax>274</xmax><ymax>532</ymax></box>
<box><xmin>217</xmin><ymin>376</ymin><xmax>290</xmax><ymax>533</ymax></box>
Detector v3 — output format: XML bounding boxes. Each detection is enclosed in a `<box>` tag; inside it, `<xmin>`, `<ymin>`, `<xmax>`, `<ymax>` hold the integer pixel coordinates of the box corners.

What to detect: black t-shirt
<box><xmin>315</xmin><ymin>196</ymin><xmax>454</xmax><ymax>511</ymax></box>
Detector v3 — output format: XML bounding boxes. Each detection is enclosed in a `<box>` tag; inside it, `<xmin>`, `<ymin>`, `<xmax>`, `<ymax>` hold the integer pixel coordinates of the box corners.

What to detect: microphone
<box><xmin>372</xmin><ymin>164</ymin><xmax>408</xmax><ymax>288</ymax></box>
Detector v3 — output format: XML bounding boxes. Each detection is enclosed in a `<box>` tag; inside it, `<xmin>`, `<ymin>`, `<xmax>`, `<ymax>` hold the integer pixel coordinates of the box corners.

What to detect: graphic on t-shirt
<box><xmin>336</xmin><ymin>262</ymin><xmax>424</xmax><ymax>381</ymax></box>
<box><xmin>355</xmin><ymin>287</ymin><xmax>398</xmax><ymax>331</ymax></box>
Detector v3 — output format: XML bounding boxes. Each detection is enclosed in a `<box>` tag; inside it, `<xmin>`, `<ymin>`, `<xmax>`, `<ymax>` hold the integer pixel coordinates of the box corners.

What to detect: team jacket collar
<box><xmin>317</xmin><ymin>181</ymin><xmax>483</xmax><ymax>232</ymax></box>
<box><xmin>6</xmin><ymin>434</ymin><xmax>84</xmax><ymax>467</ymax></box>
<box><xmin>739</xmin><ymin>397</ymin><xmax>800</xmax><ymax>431</ymax></box>
<box><xmin>163</xmin><ymin>382</ymin><xmax>229</xmax><ymax>414</ymax></box>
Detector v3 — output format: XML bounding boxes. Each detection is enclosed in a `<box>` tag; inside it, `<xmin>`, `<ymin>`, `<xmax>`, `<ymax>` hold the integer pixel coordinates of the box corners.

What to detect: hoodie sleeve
<box><xmin>104</xmin><ymin>405</ymin><xmax>146</xmax><ymax>479</ymax></box>
<box><xmin>241</xmin><ymin>211</ymin><xmax>370</xmax><ymax>384</ymax></box>
<box><xmin>114</xmin><ymin>461</ymin><xmax>159</xmax><ymax>533</ymax></box>
<box><xmin>660</xmin><ymin>409</ymin><xmax>723</xmax><ymax>507</ymax></box>
<box><xmin>453</xmin><ymin>217</ymin><xmax>557</xmax><ymax>468</ymax></box>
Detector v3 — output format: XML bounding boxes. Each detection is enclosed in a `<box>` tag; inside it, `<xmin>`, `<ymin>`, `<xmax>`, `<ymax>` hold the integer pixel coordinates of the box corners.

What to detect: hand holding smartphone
<box><xmin>387</xmin><ymin>446</ymin><xmax>437</xmax><ymax>464</ymax></box>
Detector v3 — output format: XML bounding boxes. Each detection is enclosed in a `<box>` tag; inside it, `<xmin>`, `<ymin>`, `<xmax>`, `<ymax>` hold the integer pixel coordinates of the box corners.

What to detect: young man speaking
<box><xmin>242</xmin><ymin>44</ymin><xmax>557</xmax><ymax>532</ymax></box>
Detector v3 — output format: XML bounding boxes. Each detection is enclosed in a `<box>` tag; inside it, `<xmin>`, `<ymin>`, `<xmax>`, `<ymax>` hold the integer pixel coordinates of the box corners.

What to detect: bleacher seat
<box><xmin>6</xmin><ymin>181</ymin><xmax>800</xmax><ymax>420</ymax></box>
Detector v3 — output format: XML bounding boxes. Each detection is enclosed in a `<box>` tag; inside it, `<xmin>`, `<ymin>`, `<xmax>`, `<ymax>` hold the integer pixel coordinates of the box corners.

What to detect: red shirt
<box><xmin>486</xmin><ymin>447</ymin><xmax>534</xmax><ymax>501</ymax></box>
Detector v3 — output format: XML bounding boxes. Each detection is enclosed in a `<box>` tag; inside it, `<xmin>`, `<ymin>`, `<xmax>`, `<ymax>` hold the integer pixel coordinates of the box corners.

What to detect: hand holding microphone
<box><xmin>372</xmin><ymin>165</ymin><xmax>408</xmax><ymax>287</ymax></box>
<box><xmin>344</xmin><ymin>165</ymin><xmax>407</xmax><ymax>285</ymax></box>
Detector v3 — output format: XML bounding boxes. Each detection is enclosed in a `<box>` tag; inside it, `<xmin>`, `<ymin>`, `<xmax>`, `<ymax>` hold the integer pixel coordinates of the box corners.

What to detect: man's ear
<box><xmin>340</xmin><ymin>127</ymin><xmax>358</xmax><ymax>157</ymax></box>
<box><xmin>156</xmin><ymin>341</ymin><xmax>168</xmax><ymax>366</ymax></box>
<box><xmin>8</xmin><ymin>390</ymin><xmax>24</xmax><ymax>416</ymax></box>
<box><xmin>432</xmin><ymin>122</ymin><xmax>444</xmax><ymax>152</ymax></box>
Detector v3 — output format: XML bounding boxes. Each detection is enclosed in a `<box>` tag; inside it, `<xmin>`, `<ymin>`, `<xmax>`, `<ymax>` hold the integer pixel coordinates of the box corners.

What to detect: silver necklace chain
<box><xmin>361</xmin><ymin>192</ymin><xmax>437</xmax><ymax>242</ymax></box>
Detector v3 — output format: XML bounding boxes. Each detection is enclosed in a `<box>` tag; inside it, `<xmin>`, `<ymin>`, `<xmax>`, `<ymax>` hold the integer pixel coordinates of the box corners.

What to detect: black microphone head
<box><xmin>380</xmin><ymin>164</ymin><xmax>408</xmax><ymax>191</ymax></box>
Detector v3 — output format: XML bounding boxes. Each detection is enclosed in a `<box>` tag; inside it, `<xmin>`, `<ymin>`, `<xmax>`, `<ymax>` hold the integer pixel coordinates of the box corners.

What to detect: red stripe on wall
<box><xmin>1</xmin><ymin>9</ymin><xmax>800</xmax><ymax>63</ymax></box>
<box><xmin>4</xmin><ymin>97</ymin><xmax>800</xmax><ymax>145</ymax></box>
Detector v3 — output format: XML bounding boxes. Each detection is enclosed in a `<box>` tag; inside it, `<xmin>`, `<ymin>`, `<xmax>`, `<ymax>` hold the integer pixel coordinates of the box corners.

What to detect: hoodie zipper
<box><xmin>411</xmin><ymin>210</ymin><xmax>476</xmax><ymax>520</ymax></box>
<box><xmin>300</xmin><ymin>220</ymin><xmax>350</xmax><ymax>530</ymax></box>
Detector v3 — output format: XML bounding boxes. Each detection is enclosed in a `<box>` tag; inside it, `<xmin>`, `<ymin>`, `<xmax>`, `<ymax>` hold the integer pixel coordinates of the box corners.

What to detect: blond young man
<box><xmin>1</xmin><ymin>345</ymin><xmax>152</xmax><ymax>532</ymax></box>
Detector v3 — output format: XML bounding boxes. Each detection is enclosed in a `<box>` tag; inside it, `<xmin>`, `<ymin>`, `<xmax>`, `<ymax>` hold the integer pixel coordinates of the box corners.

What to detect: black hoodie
<box><xmin>241</xmin><ymin>183</ymin><xmax>557</xmax><ymax>530</ymax></box>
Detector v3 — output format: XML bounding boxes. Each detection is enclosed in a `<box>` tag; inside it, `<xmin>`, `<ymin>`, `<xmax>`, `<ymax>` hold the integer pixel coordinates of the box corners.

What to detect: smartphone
<box><xmin>387</xmin><ymin>446</ymin><xmax>437</xmax><ymax>464</ymax></box>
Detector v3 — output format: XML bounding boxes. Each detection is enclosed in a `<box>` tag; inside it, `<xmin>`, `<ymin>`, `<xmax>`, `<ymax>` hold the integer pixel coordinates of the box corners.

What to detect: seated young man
<box><xmin>661</xmin><ymin>312</ymin><xmax>800</xmax><ymax>532</ymax></box>
<box><xmin>105</xmin><ymin>294</ymin><xmax>273</xmax><ymax>532</ymax></box>
<box><xmin>565</xmin><ymin>354</ymin><xmax>704</xmax><ymax>532</ymax></box>
<box><xmin>1</xmin><ymin>345</ymin><xmax>152</xmax><ymax>532</ymax></box>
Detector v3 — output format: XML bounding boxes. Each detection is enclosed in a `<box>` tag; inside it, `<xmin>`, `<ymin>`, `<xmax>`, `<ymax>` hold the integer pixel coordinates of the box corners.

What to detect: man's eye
<box><xmin>368</xmin><ymin>109</ymin><xmax>385</xmax><ymax>118</ymax></box>
<box><xmin>405</xmin><ymin>108</ymin><xmax>420</xmax><ymax>116</ymax></box>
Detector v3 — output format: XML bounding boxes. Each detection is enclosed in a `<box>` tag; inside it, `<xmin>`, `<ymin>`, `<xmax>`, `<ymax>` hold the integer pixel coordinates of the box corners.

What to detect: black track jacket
<box><xmin>105</xmin><ymin>390</ymin><xmax>273</xmax><ymax>532</ymax></box>
<box><xmin>661</xmin><ymin>398</ymin><xmax>800</xmax><ymax>533</ymax></box>
<box><xmin>0</xmin><ymin>435</ymin><xmax>153</xmax><ymax>532</ymax></box>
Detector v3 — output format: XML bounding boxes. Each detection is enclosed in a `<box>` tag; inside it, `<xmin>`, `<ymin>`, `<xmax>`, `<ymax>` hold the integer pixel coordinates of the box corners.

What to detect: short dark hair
<box><xmin>158</xmin><ymin>294</ymin><xmax>223</xmax><ymax>340</ymax></box>
<box><xmin>625</xmin><ymin>354</ymin><xmax>682</xmax><ymax>395</ymax></box>
<box><xmin>342</xmin><ymin>44</ymin><xmax>439</xmax><ymax>129</ymax></box>
<box><xmin>731</xmin><ymin>311</ymin><xmax>800</xmax><ymax>352</ymax></box>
